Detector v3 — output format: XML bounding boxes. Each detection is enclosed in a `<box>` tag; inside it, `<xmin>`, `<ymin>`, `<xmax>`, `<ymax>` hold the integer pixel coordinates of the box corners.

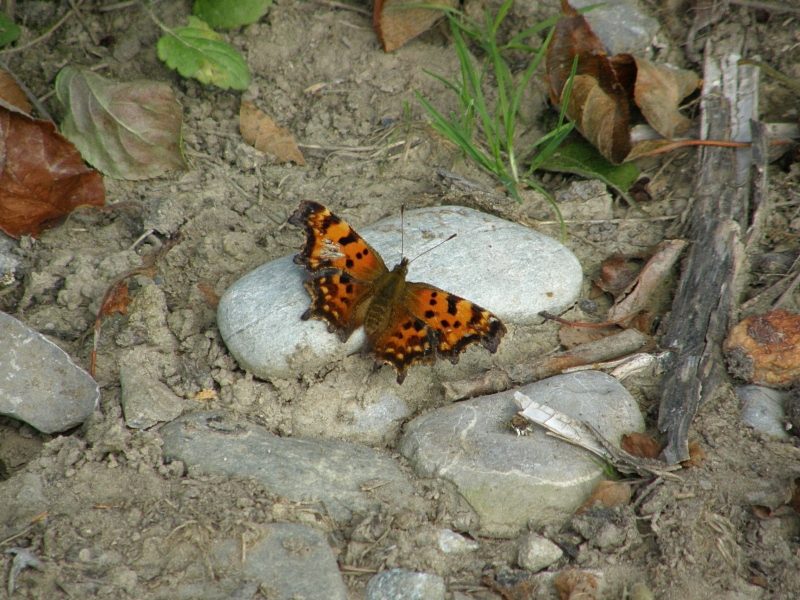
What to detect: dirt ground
<box><xmin>2</xmin><ymin>0</ymin><xmax>800</xmax><ymax>598</ymax></box>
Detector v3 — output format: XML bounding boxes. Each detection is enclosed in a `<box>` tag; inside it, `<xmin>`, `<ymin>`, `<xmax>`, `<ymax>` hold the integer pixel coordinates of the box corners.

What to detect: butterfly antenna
<box><xmin>408</xmin><ymin>233</ymin><xmax>457</xmax><ymax>265</ymax></box>
<box><xmin>400</xmin><ymin>204</ymin><xmax>405</xmax><ymax>260</ymax></box>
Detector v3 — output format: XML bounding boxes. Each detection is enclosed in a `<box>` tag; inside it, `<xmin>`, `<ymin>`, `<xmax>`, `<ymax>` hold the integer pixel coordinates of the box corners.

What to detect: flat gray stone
<box><xmin>160</xmin><ymin>411</ymin><xmax>413</xmax><ymax>523</ymax></box>
<box><xmin>399</xmin><ymin>371</ymin><xmax>645</xmax><ymax>537</ymax></box>
<box><xmin>366</xmin><ymin>569</ymin><xmax>446</xmax><ymax>600</ymax></box>
<box><xmin>571</xmin><ymin>0</ymin><xmax>660</xmax><ymax>56</ymax></box>
<box><xmin>210</xmin><ymin>523</ymin><xmax>347</xmax><ymax>600</ymax></box>
<box><xmin>218</xmin><ymin>205</ymin><xmax>582</xmax><ymax>380</ymax></box>
<box><xmin>119</xmin><ymin>347</ymin><xmax>184</xmax><ymax>429</ymax></box>
<box><xmin>0</xmin><ymin>311</ymin><xmax>99</xmax><ymax>433</ymax></box>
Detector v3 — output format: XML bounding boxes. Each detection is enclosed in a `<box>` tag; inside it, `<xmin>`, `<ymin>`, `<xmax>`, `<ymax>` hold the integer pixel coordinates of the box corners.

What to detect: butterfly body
<box><xmin>289</xmin><ymin>201</ymin><xmax>506</xmax><ymax>384</ymax></box>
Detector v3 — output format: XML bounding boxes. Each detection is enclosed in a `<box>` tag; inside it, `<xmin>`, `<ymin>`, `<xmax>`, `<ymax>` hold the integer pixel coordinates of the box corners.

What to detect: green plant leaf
<box><xmin>193</xmin><ymin>0</ymin><xmax>272</xmax><ymax>29</ymax></box>
<box><xmin>157</xmin><ymin>16</ymin><xmax>250</xmax><ymax>90</ymax></box>
<box><xmin>539</xmin><ymin>138</ymin><xmax>640</xmax><ymax>202</ymax></box>
<box><xmin>0</xmin><ymin>11</ymin><xmax>20</xmax><ymax>47</ymax></box>
<box><xmin>56</xmin><ymin>66</ymin><xmax>188</xmax><ymax>180</ymax></box>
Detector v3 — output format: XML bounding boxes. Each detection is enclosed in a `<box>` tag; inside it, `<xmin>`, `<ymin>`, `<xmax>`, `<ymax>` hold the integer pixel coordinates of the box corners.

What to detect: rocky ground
<box><xmin>2</xmin><ymin>0</ymin><xmax>800</xmax><ymax>599</ymax></box>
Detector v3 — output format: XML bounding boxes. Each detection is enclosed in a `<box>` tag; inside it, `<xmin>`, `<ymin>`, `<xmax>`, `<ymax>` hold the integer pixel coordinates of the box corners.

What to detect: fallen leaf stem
<box><xmin>631</xmin><ymin>137</ymin><xmax>793</xmax><ymax>159</ymax></box>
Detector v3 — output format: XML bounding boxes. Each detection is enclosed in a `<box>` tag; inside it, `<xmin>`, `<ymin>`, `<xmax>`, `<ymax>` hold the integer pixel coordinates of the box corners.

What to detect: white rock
<box><xmin>437</xmin><ymin>529</ymin><xmax>479</xmax><ymax>553</ymax></box>
<box><xmin>737</xmin><ymin>385</ymin><xmax>789</xmax><ymax>440</ymax></box>
<box><xmin>517</xmin><ymin>532</ymin><xmax>563</xmax><ymax>572</ymax></box>
<box><xmin>400</xmin><ymin>371</ymin><xmax>645</xmax><ymax>537</ymax></box>
<box><xmin>218</xmin><ymin>205</ymin><xmax>582</xmax><ymax>380</ymax></box>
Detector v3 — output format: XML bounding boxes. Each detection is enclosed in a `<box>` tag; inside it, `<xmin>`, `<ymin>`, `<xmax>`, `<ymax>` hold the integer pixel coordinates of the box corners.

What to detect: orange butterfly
<box><xmin>289</xmin><ymin>201</ymin><xmax>506</xmax><ymax>384</ymax></box>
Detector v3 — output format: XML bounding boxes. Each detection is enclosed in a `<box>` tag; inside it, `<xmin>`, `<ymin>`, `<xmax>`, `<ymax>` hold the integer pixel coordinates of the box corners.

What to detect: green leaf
<box><xmin>0</xmin><ymin>11</ymin><xmax>20</xmax><ymax>47</ymax></box>
<box><xmin>56</xmin><ymin>66</ymin><xmax>188</xmax><ymax>180</ymax></box>
<box><xmin>539</xmin><ymin>138</ymin><xmax>640</xmax><ymax>202</ymax></box>
<box><xmin>193</xmin><ymin>0</ymin><xmax>272</xmax><ymax>29</ymax></box>
<box><xmin>157</xmin><ymin>16</ymin><xmax>250</xmax><ymax>90</ymax></box>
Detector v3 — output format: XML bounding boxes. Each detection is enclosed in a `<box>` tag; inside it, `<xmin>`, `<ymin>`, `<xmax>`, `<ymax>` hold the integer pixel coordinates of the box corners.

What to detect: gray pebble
<box><xmin>218</xmin><ymin>205</ymin><xmax>582</xmax><ymax>381</ymax></box>
<box><xmin>437</xmin><ymin>529</ymin><xmax>479</xmax><ymax>553</ymax></box>
<box><xmin>0</xmin><ymin>312</ymin><xmax>99</xmax><ymax>433</ymax></box>
<box><xmin>399</xmin><ymin>371</ymin><xmax>644</xmax><ymax>536</ymax></box>
<box><xmin>517</xmin><ymin>532</ymin><xmax>563</xmax><ymax>572</ymax></box>
<box><xmin>366</xmin><ymin>568</ymin><xmax>445</xmax><ymax>600</ymax></box>
<box><xmin>160</xmin><ymin>411</ymin><xmax>413</xmax><ymax>524</ymax></box>
<box><xmin>736</xmin><ymin>385</ymin><xmax>789</xmax><ymax>440</ymax></box>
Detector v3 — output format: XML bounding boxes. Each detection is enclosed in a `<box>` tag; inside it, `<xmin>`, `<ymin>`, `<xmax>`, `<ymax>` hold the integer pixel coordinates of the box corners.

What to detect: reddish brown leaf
<box><xmin>239</xmin><ymin>101</ymin><xmax>306</xmax><ymax>166</ymax></box>
<box><xmin>752</xmin><ymin>505</ymin><xmax>773</xmax><ymax>519</ymax></box>
<box><xmin>594</xmin><ymin>254</ymin><xmax>645</xmax><ymax>298</ymax></box>
<box><xmin>554</xmin><ymin>569</ymin><xmax>599</xmax><ymax>600</ymax></box>
<box><xmin>0</xmin><ymin>70</ymin><xmax>31</xmax><ymax>115</ymax></box>
<box><xmin>606</xmin><ymin>239</ymin><xmax>688</xmax><ymax>323</ymax></box>
<box><xmin>628</xmin><ymin>176</ymin><xmax>652</xmax><ymax>203</ymax></box>
<box><xmin>546</xmin><ymin>1</ymin><xmax>700</xmax><ymax>164</ymax></box>
<box><xmin>373</xmin><ymin>0</ymin><xmax>457</xmax><ymax>53</ymax></box>
<box><xmin>0</xmin><ymin>107</ymin><xmax>105</xmax><ymax>239</ymax></box>
<box><xmin>197</xmin><ymin>281</ymin><xmax>220</xmax><ymax>308</ymax></box>
<box><xmin>621</xmin><ymin>432</ymin><xmax>661</xmax><ymax>459</ymax></box>
<box><xmin>680</xmin><ymin>440</ymin><xmax>707</xmax><ymax>468</ymax></box>
<box><xmin>100</xmin><ymin>281</ymin><xmax>131</xmax><ymax>317</ymax></box>
<box><xmin>578</xmin><ymin>480</ymin><xmax>632</xmax><ymax>513</ymax></box>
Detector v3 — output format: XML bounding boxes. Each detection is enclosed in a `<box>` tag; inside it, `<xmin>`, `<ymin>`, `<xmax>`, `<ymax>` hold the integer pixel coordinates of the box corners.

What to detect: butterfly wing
<box><xmin>362</xmin><ymin>307</ymin><xmax>438</xmax><ymax>384</ymax></box>
<box><xmin>403</xmin><ymin>282</ymin><xmax>506</xmax><ymax>364</ymax></box>
<box><xmin>289</xmin><ymin>200</ymin><xmax>387</xmax><ymax>279</ymax></box>
<box><xmin>289</xmin><ymin>201</ymin><xmax>388</xmax><ymax>341</ymax></box>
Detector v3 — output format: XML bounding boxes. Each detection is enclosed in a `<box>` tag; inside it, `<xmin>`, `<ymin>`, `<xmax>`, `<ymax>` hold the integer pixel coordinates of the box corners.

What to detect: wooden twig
<box><xmin>657</xmin><ymin>40</ymin><xmax>759</xmax><ymax>464</ymax></box>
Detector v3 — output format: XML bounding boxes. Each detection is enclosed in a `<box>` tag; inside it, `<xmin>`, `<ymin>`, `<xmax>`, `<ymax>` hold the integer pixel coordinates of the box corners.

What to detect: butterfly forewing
<box><xmin>289</xmin><ymin>200</ymin><xmax>387</xmax><ymax>282</ymax></box>
<box><xmin>403</xmin><ymin>283</ymin><xmax>506</xmax><ymax>362</ymax></box>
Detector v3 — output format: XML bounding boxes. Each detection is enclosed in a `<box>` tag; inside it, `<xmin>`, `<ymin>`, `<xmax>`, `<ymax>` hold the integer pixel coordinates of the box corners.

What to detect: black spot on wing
<box><xmin>446</xmin><ymin>295</ymin><xmax>459</xmax><ymax>316</ymax></box>
<box><xmin>338</xmin><ymin>230</ymin><xmax>358</xmax><ymax>246</ymax></box>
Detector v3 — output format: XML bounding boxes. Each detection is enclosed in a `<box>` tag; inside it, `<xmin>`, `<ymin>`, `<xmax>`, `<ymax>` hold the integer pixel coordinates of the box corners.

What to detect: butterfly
<box><xmin>288</xmin><ymin>200</ymin><xmax>507</xmax><ymax>384</ymax></box>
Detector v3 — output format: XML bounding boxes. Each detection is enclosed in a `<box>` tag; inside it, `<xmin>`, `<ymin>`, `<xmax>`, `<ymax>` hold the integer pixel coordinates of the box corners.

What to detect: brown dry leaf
<box><xmin>752</xmin><ymin>505</ymin><xmax>773</xmax><ymax>519</ymax></box>
<box><xmin>621</xmin><ymin>432</ymin><xmax>661</xmax><ymax>459</ymax></box>
<box><xmin>606</xmin><ymin>239</ymin><xmax>688</xmax><ymax>322</ymax></box>
<box><xmin>578</xmin><ymin>480</ymin><xmax>632</xmax><ymax>513</ymax></box>
<box><xmin>546</xmin><ymin>1</ymin><xmax>700</xmax><ymax>164</ymax></box>
<box><xmin>680</xmin><ymin>440</ymin><xmax>707</xmax><ymax>468</ymax></box>
<box><xmin>0</xmin><ymin>107</ymin><xmax>105</xmax><ymax>239</ymax></box>
<box><xmin>0</xmin><ymin>70</ymin><xmax>31</xmax><ymax>115</ymax></box>
<box><xmin>100</xmin><ymin>281</ymin><xmax>131</xmax><ymax>317</ymax></box>
<box><xmin>634</xmin><ymin>59</ymin><xmax>701</xmax><ymax>139</ymax></box>
<box><xmin>239</xmin><ymin>100</ymin><xmax>306</xmax><ymax>166</ymax></box>
<box><xmin>373</xmin><ymin>0</ymin><xmax>458</xmax><ymax>53</ymax></box>
<box><xmin>594</xmin><ymin>254</ymin><xmax>646</xmax><ymax>298</ymax></box>
<box><xmin>554</xmin><ymin>569</ymin><xmax>599</xmax><ymax>600</ymax></box>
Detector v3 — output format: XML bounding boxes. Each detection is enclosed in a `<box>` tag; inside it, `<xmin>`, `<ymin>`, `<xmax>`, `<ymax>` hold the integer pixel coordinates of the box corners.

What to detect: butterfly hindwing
<box><xmin>362</xmin><ymin>308</ymin><xmax>437</xmax><ymax>384</ymax></box>
<box><xmin>404</xmin><ymin>282</ymin><xmax>506</xmax><ymax>364</ymax></box>
<box><xmin>301</xmin><ymin>272</ymin><xmax>375</xmax><ymax>341</ymax></box>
